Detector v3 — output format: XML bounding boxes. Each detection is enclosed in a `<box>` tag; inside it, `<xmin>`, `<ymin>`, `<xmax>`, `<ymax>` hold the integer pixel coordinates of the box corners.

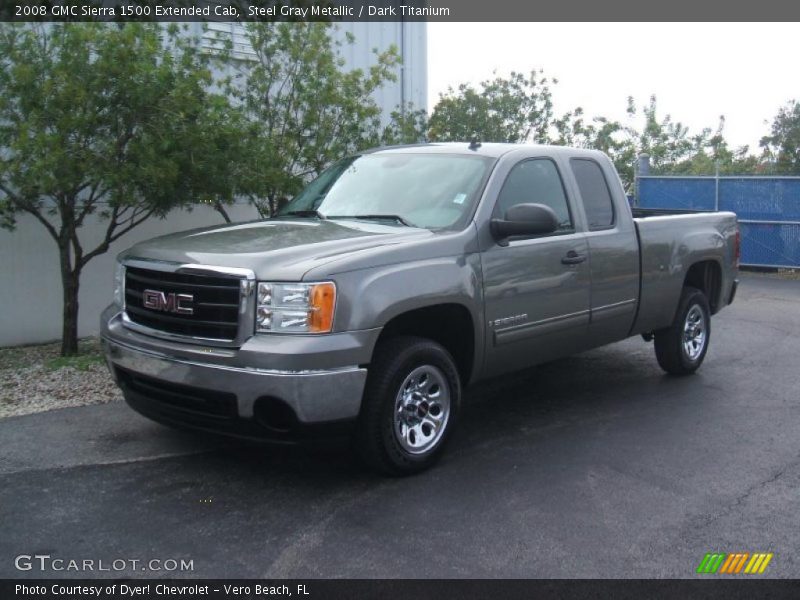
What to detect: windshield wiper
<box><xmin>281</xmin><ymin>210</ymin><xmax>326</xmax><ymax>219</ymax></box>
<box><xmin>327</xmin><ymin>214</ymin><xmax>415</xmax><ymax>227</ymax></box>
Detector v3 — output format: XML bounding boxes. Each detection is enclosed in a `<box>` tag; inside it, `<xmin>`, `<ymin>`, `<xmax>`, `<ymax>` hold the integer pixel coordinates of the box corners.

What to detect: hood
<box><xmin>120</xmin><ymin>217</ymin><xmax>434</xmax><ymax>281</ymax></box>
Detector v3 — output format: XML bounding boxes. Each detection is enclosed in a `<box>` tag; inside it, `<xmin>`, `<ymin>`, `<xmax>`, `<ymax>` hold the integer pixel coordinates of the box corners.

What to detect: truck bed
<box><xmin>631</xmin><ymin>207</ymin><xmax>714</xmax><ymax>218</ymax></box>
<box><xmin>631</xmin><ymin>210</ymin><xmax>739</xmax><ymax>334</ymax></box>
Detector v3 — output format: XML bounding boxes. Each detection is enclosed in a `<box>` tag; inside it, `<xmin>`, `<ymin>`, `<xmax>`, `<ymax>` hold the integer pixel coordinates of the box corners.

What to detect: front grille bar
<box><xmin>121</xmin><ymin>258</ymin><xmax>256</xmax><ymax>348</ymax></box>
<box><xmin>126</xmin><ymin>270</ymin><xmax>240</xmax><ymax>291</ymax></box>
<box><xmin>124</xmin><ymin>288</ymin><xmax>240</xmax><ymax>310</ymax></box>
<box><xmin>125</xmin><ymin>305</ymin><xmax>240</xmax><ymax>330</ymax></box>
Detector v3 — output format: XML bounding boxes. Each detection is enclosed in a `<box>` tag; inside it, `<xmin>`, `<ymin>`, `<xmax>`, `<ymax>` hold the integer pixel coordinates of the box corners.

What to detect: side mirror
<box><xmin>490</xmin><ymin>203</ymin><xmax>559</xmax><ymax>243</ymax></box>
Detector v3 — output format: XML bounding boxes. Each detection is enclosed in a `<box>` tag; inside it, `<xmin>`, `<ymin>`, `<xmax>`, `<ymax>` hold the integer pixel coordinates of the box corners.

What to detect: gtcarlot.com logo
<box><xmin>14</xmin><ymin>554</ymin><xmax>194</xmax><ymax>573</ymax></box>
<box><xmin>696</xmin><ymin>552</ymin><xmax>773</xmax><ymax>574</ymax></box>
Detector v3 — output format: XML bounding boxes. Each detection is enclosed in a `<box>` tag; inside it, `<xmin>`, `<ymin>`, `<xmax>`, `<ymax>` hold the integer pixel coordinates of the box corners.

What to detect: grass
<box><xmin>46</xmin><ymin>337</ymin><xmax>105</xmax><ymax>371</ymax></box>
<box><xmin>45</xmin><ymin>353</ymin><xmax>105</xmax><ymax>372</ymax></box>
<box><xmin>0</xmin><ymin>337</ymin><xmax>104</xmax><ymax>372</ymax></box>
<box><xmin>0</xmin><ymin>350</ymin><xmax>32</xmax><ymax>371</ymax></box>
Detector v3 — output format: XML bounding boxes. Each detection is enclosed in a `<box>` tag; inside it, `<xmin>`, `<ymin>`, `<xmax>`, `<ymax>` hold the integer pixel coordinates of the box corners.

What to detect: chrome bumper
<box><xmin>101</xmin><ymin>323</ymin><xmax>369</xmax><ymax>426</ymax></box>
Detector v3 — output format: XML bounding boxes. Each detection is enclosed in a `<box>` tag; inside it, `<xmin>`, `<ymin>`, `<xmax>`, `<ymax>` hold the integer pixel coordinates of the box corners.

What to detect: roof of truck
<box><xmin>363</xmin><ymin>142</ymin><xmax>604</xmax><ymax>160</ymax></box>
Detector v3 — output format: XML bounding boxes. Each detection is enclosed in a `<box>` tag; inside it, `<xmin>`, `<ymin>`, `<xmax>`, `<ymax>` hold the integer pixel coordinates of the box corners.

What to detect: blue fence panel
<box><xmin>638</xmin><ymin>177</ymin><xmax>716</xmax><ymax>211</ymax></box>
<box><xmin>718</xmin><ymin>178</ymin><xmax>800</xmax><ymax>220</ymax></box>
<box><xmin>739</xmin><ymin>222</ymin><xmax>800</xmax><ymax>268</ymax></box>
<box><xmin>637</xmin><ymin>175</ymin><xmax>800</xmax><ymax>268</ymax></box>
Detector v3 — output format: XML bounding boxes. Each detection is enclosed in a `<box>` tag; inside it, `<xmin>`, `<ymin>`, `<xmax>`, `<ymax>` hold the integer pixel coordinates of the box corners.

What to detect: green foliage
<box><xmin>46</xmin><ymin>352</ymin><xmax>104</xmax><ymax>372</ymax></box>
<box><xmin>378</xmin><ymin>103</ymin><xmax>429</xmax><ymax>146</ymax></box>
<box><xmin>427</xmin><ymin>70</ymin><xmax>556</xmax><ymax>144</ymax></box>
<box><xmin>553</xmin><ymin>95</ymin><xmax>760</xmax><ymax>189</ymax></box>
<box><xmin>0</xmin><ymin>23</ymin><xmax>239</xmax><ymax>231</ymax></box>
<box><xmin>760</xmin><ymin>100</ymin><xmax>800</xmax><ymax>174</ymax></box>
<box><xmin>424</xmin><ymin>67</ymin><xmax>783</xmax><ymax>190</ymax></box>
<box><xmin>0</xmin><ymin>23</ymin><xmax>246</xmax><ymax>354</ymax></box>
<box><xmin>553</xmin><ymin>106</ymin><xmax>639</xmax><ymax>188</ymax></box>
<box><xmin>631</xmin><ymin>98</ymin><xmax>761</xmax><ymax>179</ymax></box>
<box><xmin>223</xmin><ymin>23</ymin><xmax>403</xmax><ymax>218</ymax></box>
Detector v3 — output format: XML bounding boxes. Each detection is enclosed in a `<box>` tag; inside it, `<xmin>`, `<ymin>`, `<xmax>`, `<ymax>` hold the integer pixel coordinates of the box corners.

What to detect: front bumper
<box><xmin>101</xmin><ymin>306</ymin><xmax>379</xmax><ymax>441</ymax></box>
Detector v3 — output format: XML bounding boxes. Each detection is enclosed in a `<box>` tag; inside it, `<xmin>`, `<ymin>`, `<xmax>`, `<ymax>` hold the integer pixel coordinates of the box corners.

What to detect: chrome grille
<box><xmin>124</xmin><ymin>265</ymin><xmax>243</xmax><ymax>342</ymax></box>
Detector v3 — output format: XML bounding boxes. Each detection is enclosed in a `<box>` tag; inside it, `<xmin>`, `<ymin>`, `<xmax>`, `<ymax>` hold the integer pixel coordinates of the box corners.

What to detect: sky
<box><xmin>427</xmin><ymin>23</ymin><xmax>799</xmax><ymax>152</ymax></box>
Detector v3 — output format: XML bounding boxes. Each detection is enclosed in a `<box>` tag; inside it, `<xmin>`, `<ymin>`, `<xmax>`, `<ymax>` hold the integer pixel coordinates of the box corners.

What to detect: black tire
<box><xmin>354</xmin><ymin>336</ymin><xmax>461</xmax><ymax>475</ymax></box>
<box><xmin>654</xmin><ymin>286</ymin><xmax>711</xmax><ymax>375</ymax></box>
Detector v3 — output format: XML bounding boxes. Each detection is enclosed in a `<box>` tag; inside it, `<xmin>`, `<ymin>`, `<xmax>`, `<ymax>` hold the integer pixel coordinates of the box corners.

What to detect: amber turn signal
<box><xmin>309</xmin><ymin>282</ymin><xmax>336</xmax><ymax>333</ymax></box>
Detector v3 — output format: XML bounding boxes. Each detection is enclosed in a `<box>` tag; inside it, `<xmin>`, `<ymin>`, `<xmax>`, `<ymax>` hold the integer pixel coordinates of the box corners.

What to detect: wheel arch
<box><xmin>684</xmin><ymin>259</ymin><xmax>723</xmax><ymax>313</ymax></box>
<box><xmin>374</xmin><ymin>303</ymin><xmax>477</xmax><ymax>386</ymax></box>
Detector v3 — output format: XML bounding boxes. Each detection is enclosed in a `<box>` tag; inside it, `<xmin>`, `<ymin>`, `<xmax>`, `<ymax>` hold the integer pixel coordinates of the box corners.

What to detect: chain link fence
<box><xmin>637</xmin><ymin>175</ymin><xmax>800</xmax><ymax>268</ymax></box>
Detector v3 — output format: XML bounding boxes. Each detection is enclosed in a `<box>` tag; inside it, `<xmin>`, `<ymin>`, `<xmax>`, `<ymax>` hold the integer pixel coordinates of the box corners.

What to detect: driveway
<box><xmin>1</xmin><ymin>273</ymin><xmax>798</xmax><ymax>578</ymax></box>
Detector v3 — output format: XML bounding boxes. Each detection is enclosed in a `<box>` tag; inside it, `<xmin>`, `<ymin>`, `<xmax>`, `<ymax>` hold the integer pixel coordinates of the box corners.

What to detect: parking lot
<box><xmin>1</xmin><ymin>273</ymin><xmax>798</xmax><ymax>578</ymax></box>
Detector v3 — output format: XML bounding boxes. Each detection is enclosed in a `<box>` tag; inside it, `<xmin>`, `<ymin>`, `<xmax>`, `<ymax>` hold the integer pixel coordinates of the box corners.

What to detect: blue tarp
<box><xmin>638</xmin><ymin>177</ymin><xmax>800</xmax><ymax>267</ymax></box>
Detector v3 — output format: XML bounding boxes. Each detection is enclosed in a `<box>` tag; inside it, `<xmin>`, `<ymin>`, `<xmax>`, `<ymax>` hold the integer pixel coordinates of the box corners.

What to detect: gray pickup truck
<box><xmin>101</xmin><ymin>143</ymin><xmax>739</xmax><ymax>474</ymax></box>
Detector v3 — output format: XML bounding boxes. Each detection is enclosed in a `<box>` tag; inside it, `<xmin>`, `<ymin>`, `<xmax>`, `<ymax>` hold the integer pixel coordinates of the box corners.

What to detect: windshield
<box><xmin>276</xmin><ymin>153</ymin><xmax>494</xmax><ymax>229</ymax></box>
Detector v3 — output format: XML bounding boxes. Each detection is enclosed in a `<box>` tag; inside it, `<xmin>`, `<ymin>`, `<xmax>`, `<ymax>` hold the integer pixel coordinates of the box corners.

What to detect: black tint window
<box><xmin>571</xmin><ymin>159</ymin><xmax>615</xmax><ymax>229</ymax></box>
<box><xmin>495</xmin><ymin>159</ymin><xmax>572</xmax><ymax>232</ymax></box>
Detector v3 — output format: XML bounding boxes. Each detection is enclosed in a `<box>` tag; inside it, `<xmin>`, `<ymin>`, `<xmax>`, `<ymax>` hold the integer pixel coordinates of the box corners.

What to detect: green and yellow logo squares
<box><xmin>696</xmin><ymin>552</ymin><xmax>773</xmax><ymax>574</ymax></box>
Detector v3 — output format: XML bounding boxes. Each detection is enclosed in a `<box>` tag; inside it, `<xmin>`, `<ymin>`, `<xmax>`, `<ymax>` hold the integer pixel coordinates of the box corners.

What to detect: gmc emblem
<box><xmin>142</xmin><ymin>289</ymin><xmax>194</xmax><ymax>315</ymax></box>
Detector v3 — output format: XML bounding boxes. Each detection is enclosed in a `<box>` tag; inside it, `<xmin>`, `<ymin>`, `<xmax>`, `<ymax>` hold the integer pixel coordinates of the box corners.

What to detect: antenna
<box><xmin>469</xmin><ymin>139</ymin><xmax>482</xmax><ymax>150</ymax></box>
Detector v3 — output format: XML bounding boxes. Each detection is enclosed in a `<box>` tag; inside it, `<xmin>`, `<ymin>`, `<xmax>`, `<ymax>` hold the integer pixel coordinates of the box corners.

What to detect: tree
<box><xmin>220</xmin><ymin>23</ymin><xmax>403</xmax><ymax>219</ymax></box>
<box><xmin>553</xmin><ymin>106</ymin><xmax>639</xmax><ymax>189</ymax></box>
<box><xmin>0</xmin><ymin>23</ymin><xmax>246</xmax><ymax>355</ymax></box>
<box><xmin>377</xmin><ymin>103</ymin><xmax>429</xmax><ymax>146</ymax></box>
<box><xmin>663</xmin><ymin>115</ymin><xmax>761</xmax><ymax>176</ymax></box>
<box><xmin>425</xmin><ymin>73</ymin><xmax>674</xmax><ymax>189</ymax></box>
<box><xmin>553</xmin><ymin>96</ymin><xmax>760</xmax><ymax>189</ymax></box>
<box><xmin>760</xmin><ymin>100</ymin><xmax>800</xmax><ymax>174</ymax></box>
<box><xmin>630</xmin><ymin>97</ymin><xmax>760</xmax><ymax>178</ymax></box>
<box><xmin>427</xmin><ymin>70</ymin><xmax>557</xmax><ymax>144</ymax></box>
<box><xmin>560</xmin><ymin>95</ymin><xmax>712</xmax><ymax>187</ymax></box>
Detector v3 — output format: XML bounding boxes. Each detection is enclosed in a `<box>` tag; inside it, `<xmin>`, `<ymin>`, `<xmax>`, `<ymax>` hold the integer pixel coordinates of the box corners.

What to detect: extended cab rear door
<box><xmin>566</xmin><ymin>156</ymin><xmax>640</xmax><ymax>346</ymax></box>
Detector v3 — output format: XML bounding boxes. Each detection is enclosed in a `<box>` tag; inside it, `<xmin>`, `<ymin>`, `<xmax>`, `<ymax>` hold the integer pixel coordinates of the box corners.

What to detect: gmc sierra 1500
<box><xmin>101</xmin><ymin>143</ymin><xmax>739</xmax><ymax>474</ymax></box>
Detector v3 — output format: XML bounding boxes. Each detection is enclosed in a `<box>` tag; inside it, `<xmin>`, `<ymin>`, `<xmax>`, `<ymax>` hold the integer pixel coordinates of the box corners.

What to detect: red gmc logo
<box><xmin>142</xmin><ymin>289</ymin><xmax>194</xmax><ymax>315</ymax></box>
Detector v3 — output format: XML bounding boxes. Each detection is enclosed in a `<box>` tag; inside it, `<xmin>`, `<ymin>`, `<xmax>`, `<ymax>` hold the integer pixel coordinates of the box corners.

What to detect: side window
<box><xmin>495</xmin><ymin>159</ymin><xmax>573</xmax><ymax>233</ymax></box>
<box><xmin>570</xmin><ymin>159</ymin><xmax>615</xmax><ymax>230</ymax></box>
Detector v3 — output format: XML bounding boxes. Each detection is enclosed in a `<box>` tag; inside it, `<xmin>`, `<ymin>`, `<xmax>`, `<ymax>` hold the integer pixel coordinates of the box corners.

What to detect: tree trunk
<box><xmin>214</xmin><ymin>201</ymin><xmax>232</xmax><ymax>224</ymax></box>
<box><xmin>268</xmin><ymin>194</ymin><xmax>277</xmax><ymax>217</ymax></box>
<box><xmin>60</xmin><ymin>264</ymin><xmax>80</xmax><ymax>356</ymax></box>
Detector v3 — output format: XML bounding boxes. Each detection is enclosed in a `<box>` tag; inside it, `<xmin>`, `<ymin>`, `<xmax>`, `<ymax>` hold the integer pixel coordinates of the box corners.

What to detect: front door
<box><xmin>481</xmin><ymin>158</ymin><xmax>591</xmax><ymax>378</ymax></box>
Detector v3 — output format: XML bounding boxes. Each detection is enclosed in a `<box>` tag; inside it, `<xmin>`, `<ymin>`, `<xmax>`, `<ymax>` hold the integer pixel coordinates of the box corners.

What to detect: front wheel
<box><xmin>654</xmin><ymin>286</ymin><xmax>711</xmax><ymax>375</ymax></box>
<box><xmin>354</xmin><ymin>336</ymin><xmax>461</xmax><ymax>475</ymax></box>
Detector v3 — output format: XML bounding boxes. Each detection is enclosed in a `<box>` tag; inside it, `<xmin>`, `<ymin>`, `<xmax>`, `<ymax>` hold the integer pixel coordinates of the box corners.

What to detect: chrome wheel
<box><xmin>682</xmin><ymin>305</ymin><xmax>706</xmax><ymax>361</ymax></box>
<box><xmin>393</xmin><ymin>365</ymin><xmax>451</xmax><ymax>455</ymax></box>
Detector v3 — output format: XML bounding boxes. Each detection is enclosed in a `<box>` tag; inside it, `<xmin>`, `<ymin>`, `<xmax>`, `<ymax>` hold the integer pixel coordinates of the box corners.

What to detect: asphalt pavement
<box><xmin>1</xmin><ymin>273</ymin><xmax>798</xmax><ymax>578</ymax></box>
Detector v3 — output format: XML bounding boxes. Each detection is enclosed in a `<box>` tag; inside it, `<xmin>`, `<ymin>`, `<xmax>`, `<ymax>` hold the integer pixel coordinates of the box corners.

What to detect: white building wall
<box><xmin>196</xmin><ymin>21</ymin><xmax>427</xmax><ymax>122</ymax></box>
<box><xmin>334</xmin><ymin>21</ymin><xmax>428</xmax><ymax>119</ymax></box>
<box><xmin>0</xmin><ymin>203</ymin><xmax>261</xmax><ymax>347</ymax></box>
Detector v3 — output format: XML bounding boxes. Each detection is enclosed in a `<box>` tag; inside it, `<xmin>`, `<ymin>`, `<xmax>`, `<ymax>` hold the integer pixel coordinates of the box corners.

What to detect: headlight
<box><xmin>113</xmin><ymin>262</ymin><xmax>125</xmax><ymax>308</ymax></box>
<box><xmin>255</xmin><ymin>282</ymin><xmax>336</xmax><ymax>334</ymax></box>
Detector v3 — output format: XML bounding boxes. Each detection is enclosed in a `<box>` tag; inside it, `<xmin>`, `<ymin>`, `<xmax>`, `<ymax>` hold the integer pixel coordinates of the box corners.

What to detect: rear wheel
<box><xmin>354</xmin><ymin>336</ymin><xmax>461</xmax><ymax>475</ymax></box>
<box><xmin>654</xmin><ymin>286</ymin><xmax>711</xmax><ymax>375</ymax></box>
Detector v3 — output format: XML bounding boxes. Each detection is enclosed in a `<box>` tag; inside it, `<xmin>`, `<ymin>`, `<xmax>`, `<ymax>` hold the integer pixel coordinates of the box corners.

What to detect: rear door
<box><xmin>568</xmin><ymin>157</ymin><xmax>639</xmax><ymax>346</ymax></box>
<box><xmin>481</xmin><ymin>157</ymin><xmax>591</xmax><ymax>378</ymax></box>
